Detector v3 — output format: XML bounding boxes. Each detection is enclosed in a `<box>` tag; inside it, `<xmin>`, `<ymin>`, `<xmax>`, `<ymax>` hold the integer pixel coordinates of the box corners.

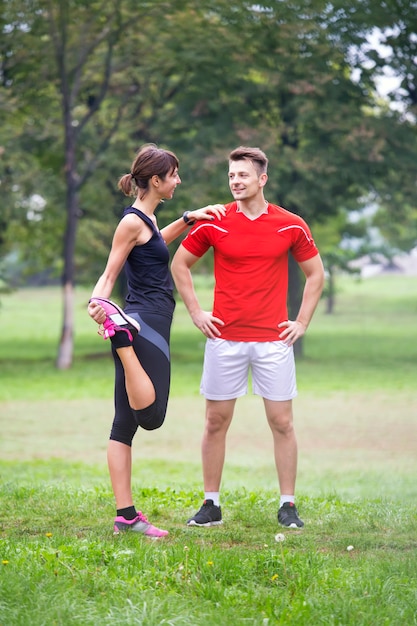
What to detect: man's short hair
<box><xmin>229</xmin><ymin>146</ymin><xmax>268</xmax><ymax>175</ymax></box>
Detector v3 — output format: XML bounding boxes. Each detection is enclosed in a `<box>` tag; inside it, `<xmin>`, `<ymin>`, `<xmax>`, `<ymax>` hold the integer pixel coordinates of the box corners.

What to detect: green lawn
<box><xmin>0</xmin><ymin>274</ymin><xmax>416</xmax><ymax>625</ymax></box>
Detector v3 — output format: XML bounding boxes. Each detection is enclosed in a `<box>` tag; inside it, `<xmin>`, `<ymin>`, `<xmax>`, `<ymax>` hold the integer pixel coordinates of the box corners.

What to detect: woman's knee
<box><xmin>133</xmin><ymin>400</ymin><xmax>166</xmax><ymax>431</ymax></box>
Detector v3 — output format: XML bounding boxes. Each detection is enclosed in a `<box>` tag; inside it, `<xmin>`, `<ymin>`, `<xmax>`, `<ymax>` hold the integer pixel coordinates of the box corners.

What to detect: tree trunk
<box><xmin>288</xmin><ymin>253</ymin><xmax>303</xmax><ymax>359</ymax></box>
<box><xmin>56</xmin><ymin>174</ymin><xmax>78</xmax><ymax>369</ymax></box>
<box><xmin>56</xmin><ymin>280</ymin><xmax>75</xmax><ymax>369</ymax></box>
<box><xmin>56</xmin><ymin>97</ymin><xmax>78</xmax><ymax>368</ymax></box>
<box><xmin>326</xmin><ymin>267</ymin><xmax>335</xmax><ymax>314</ymax></box>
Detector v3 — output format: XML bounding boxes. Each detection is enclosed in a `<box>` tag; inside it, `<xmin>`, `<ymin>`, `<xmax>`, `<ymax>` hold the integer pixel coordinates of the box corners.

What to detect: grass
<box><xmin>1</xmin><ymin>274</ymin><xmax>416</xmax><ymax>398</ymax></box>
<box><xmin>1</xmin><ymin>274</ymin><xmax>417</xmax><ymax>625</ymax></box>
<box><xmin>1</xmin><ymin>478</ymin><xmax>416</xmax><ymax>625</ymax></box>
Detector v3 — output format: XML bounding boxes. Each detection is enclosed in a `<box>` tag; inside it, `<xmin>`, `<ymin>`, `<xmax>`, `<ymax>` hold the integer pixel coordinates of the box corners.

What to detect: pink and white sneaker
<box><xmin>113</xmin><ymin>512</ymin><xmax>169</xmax><ymax>538</ymax></box>
<box><xmin>90</xmin><ymin>297</ymin><xmax>140</xmax><ymax>342</ymax></box>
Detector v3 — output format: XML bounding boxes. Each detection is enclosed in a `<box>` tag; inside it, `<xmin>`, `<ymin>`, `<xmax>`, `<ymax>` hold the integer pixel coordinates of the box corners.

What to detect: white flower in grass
<box><xmin>275</xmin><ymin>533</ymin><xmax>285</xmax><ymax>542</ymax></box>
<box><xmin>347</xmin><ymin>545</ymin><xmax>354</xmax><ymax>551</ymax></box>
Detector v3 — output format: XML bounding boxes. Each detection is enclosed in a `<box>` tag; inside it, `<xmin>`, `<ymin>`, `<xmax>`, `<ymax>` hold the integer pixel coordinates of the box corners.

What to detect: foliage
<box><xmin>373</xmin><ymin>201</ymin><xmax>417</xmax><ymax>252</ymax></box>
<box><xmin>1</xmin><ymin>0</ymin><xmax>417</xmax><ymax>367</ymax></box>
<box><xmin>325</xmin><ymin>0</ymin><xmax>417</xmax><ymax>251</ymax></box>
<box><xmin>1</xmin><ymin>0</ymin><xmax>416</xmax><ymax>281</ymax></box>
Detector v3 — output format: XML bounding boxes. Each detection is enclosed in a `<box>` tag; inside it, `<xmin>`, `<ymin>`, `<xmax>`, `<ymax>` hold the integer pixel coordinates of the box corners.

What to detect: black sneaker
<box><xmin>187</xmin><ymin>499</ymin><xmax>223</xmax><ymax>527</ymax></box>
<box><xmin>278</xmin><ymin>502</ymin><xmax>304</xmax><ymax>528</ymax></box>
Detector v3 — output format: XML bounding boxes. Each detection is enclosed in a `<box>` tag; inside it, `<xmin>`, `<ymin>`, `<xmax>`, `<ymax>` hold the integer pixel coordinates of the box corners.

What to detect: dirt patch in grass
<box><xmin>2</xmin><ymin>390</ymin><xmax>416</xmax><ymax>501</ymax></box>
<box><xmin>1</xmin><ymin>390</ymin><xmax>415</xmax><ymax>461</ymax></box>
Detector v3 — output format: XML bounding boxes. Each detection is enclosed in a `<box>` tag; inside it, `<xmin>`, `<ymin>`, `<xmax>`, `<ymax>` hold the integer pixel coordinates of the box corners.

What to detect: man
<box><xmin>171</xmin><ymin>146</ymin><xmax>324</xmax><ymax>529</ymax></box>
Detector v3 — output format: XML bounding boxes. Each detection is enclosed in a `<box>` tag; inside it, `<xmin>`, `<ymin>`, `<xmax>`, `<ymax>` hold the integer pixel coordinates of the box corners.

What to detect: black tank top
<box><xmin>122</xmin><ymin>207</ymin><xmax>176</xmax><ymax>317</ymax></box>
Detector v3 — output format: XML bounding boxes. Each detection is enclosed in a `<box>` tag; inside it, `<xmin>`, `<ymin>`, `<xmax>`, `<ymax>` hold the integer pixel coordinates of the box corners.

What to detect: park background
<box><xmin>1</xmin><ymin>1</ymin><xmax>416</xmax><ymax>625</ymax></box>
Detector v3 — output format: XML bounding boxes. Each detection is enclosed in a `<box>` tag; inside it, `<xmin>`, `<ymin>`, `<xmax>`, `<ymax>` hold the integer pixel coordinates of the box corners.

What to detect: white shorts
<box><xmin>200</xmin><ymin>339</ymin><xmax>297</xmax><ymax>401</ymax></box>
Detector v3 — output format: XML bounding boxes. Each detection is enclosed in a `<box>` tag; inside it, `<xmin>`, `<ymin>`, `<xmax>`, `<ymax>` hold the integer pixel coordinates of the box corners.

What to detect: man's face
<box><xmin>228</xmin><ymin>159</ymin><xmax>266</xmax><ymax>201</ymax></box>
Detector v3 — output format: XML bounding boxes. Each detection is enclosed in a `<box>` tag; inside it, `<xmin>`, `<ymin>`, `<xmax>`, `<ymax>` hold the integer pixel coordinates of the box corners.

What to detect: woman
<box><xmin>88</xmin><ymin>144</ymin><xmax>224</xmax><ymax>537</ymax></box>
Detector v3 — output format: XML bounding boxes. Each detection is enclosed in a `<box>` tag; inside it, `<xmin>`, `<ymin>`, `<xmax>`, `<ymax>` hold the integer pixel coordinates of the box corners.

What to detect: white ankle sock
<box><xmin>205</xmin><ymin>492</ymin><xmax>220</xmax><ymax>506</ymax></box>
<box><xmin>280</xmin><ymin>495</ymin><xmax>295</xmax><ymax>507</ymax></box>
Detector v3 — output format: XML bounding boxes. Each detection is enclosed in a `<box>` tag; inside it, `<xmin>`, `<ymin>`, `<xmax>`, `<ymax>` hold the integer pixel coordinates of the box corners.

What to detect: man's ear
<box><xmin>259</xmin><ymin>173</ymin><xmax>268</xmax><ymax>188</ymax></box>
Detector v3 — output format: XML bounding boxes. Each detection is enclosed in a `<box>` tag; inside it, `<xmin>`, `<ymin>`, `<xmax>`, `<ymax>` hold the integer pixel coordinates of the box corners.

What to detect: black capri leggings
<box><xmin>109</xmin><ymin>311</ymin><xmax>173</xmax><ymax>446</ymax></box>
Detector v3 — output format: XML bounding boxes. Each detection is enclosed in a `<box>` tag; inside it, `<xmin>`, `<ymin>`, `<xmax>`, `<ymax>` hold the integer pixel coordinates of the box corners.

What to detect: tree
<box><xmin>2</xmin><ymin>0</ymin><xmax>417</xmax><ymax>365</ymax></box>
<box><xmin>45</xmin><ymin>1</ymin><xmax>137</xmax><ymax>368</ymax></box>
<box><xmin>324</xmin><ymin>0</ymin><xmax>417</xmax><ymax>259</ymax></box>
<box><xmin>1</xmin><ymin>0</ymin><xmax>252</xmax><ymax>367</ymax></box>
<box><xmin>313</xmin><ymin>212</ymin><xmax>372</xmax><ymax>314</ymax></box>
<box><xmin>1</xmin><ymin>0</ymin><xmax>197</xmax><ymax>367</ymax></box>
<box><xmin>163</xmin><ymin>1</ymin><xmax>402</xmax><ymax>354</ymax></box>
<box><xmin>0</xmin><ymin>0</ymin><xmax>54</xmax><ymax>285</ymax></box>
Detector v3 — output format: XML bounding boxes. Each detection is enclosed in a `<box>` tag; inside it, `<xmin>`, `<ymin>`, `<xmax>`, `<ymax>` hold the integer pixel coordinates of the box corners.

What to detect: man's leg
<box><xmin>187</xmin><ymin>399</ymin><xmax>235</xmax><ymax>526</ymax></box>
<box><xmin>263</xmin><ymin>399</ymin><xmax>297</xmax><ymax>495</ymax></box>
<box><xmin>202</xmin><ymin>398</ymin><xmax>236</xmax><ymax>491</ymax></box>
<box><xmin>188</xmin><ymin>338</ymin><xmax>249</xmax><ymax>526</ymax></box>
<box><xmin>264</xmin><ymin>398</ymin><xmax>304</xmax><ymax>528</ymax></box>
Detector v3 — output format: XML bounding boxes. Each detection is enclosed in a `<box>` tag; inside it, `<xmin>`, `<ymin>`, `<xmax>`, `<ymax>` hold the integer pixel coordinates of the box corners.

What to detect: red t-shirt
<box><xmin>181</xmin><ymin>201</ymin><xmax>319</xmax><ymax>341</ymax></box>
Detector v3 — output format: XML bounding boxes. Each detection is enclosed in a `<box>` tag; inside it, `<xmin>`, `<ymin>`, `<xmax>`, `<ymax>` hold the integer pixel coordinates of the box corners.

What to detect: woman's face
<box><xmin>158</xmin><ymin>168</ymin><xmax>181</xmax><ymax>200</ymax></box>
